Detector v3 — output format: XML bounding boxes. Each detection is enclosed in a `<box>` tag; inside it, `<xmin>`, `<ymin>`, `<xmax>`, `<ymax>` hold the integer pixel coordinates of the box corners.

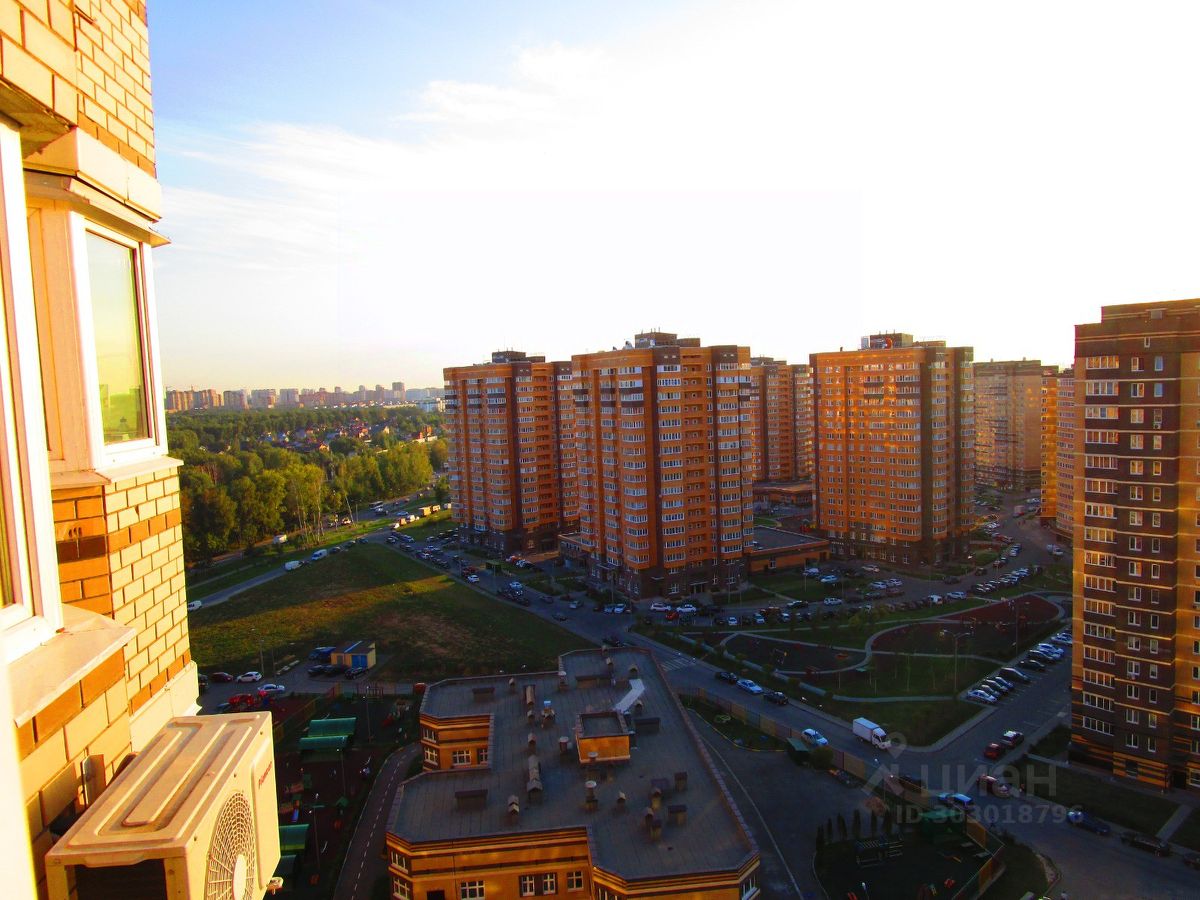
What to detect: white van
<box><xmin>310</xmin><ymin>549</ymin><xmax>328</xmax><ymax>561</ymax></box>
<box><xmin>284</xmin><ymin>560</ymin><xmax>302</xmax><ymax>571</ymax></box>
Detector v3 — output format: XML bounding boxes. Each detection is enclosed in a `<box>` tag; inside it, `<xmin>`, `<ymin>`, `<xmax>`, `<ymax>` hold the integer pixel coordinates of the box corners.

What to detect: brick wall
<box><xmin>0</xmin><ymin>0</ymin><xmax>154</xmax><ymax>172</ymax></box>
<box><xmin>52</xmin><ymin>463</ymin><xmax>191</xmax><ymax>719</ymax></box>
<box><xmin>17</xmin><ymin>648</ymin><xmax>131</xmax><ymax>898</ymax></box>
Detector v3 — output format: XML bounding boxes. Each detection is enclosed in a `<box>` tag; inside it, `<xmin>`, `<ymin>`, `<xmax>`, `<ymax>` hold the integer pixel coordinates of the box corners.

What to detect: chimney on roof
<box><xmin>524</xmin><ymin>684</ymin><xmax>536</xmax><ymax>707</ymax></box>
<box><xmin>558</xmin><ymin>670</ymin><xmax>568</xmax><ymax>692</ymax></box>
<box><xmin>588</xmin><ymin>751</ymin><xmax>599</xmax><ymax>767</ymax></box>
<box><xmin>527</xmin><ymin>733</ymin><xmax>536</xmax><ymax>753</ymax></box>
<box><xmin>507</xmin><ymin>795</ymin><xmax>520</xmax><ymax>822</ymax></box>
<box><xmin>644</xmin><ymin>809</ymin><xmax>662</xmax><ymax>842</ymax></box>
<box><xmin>669</xmin><ymin>803</ymin><xmax>687</xmax><ymax>826</ymax></box>
<box><xmin>674</xmin><ymin>771</ymin><xmax>688</xmax><ymax>792</ymax></box>
<box><xmin>527</xmin><ymin>709</ymin><xmax>535</xmax><ymax>725</ymax></box>
<box><xmin>616</xmin><ymin>791</ymin><xmax>627</xmax><ymax>810</ymax></box>
<box><xmin>509</xmin><ymin>677</ymin><xmax>516</xmax><ymax>693</ymax></box>
<box><xmin>650</xmin><ymin>786</ymin><xmax>663</xmax><ymax>811</ymax></box>
<box><xmin>629</xmin><ymin>663</ymin><xmax>639</xmax><ymax>678</ymax></box>
<box><xmin>634</xmin><ymin>699</ymin><xmax>644</xmax><ymax>713</ymax></box>
<box><xmin>585</xmin><ymin>780</ymin><xmax>598</xmax><ymax>812</ymax></box>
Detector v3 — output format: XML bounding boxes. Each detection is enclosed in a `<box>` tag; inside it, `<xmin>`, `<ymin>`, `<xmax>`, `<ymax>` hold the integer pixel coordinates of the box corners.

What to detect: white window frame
<box><xmin>459</xmin><ymin>881</ymin><xmax>485</xmax><ymax>900</ymax></box>
<box><xmin>0</xmin><ymin>120</ymin><xmax>65</xmax><ymax>661</ymax></box>
<box><xmin>26</xmin><ymin>202</ymin><xmax>168</xmax><ymax>476</ymax></box>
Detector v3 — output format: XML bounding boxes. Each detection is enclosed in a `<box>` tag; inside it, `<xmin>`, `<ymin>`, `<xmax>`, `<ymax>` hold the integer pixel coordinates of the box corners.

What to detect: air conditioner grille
<box><xmin>205</xmin><ymin>792</ymin><xmax>257</xmax><ymax>900</ymax></box>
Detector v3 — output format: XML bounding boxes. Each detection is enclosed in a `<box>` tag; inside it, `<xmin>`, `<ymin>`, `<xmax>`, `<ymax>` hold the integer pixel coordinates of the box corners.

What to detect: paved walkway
<box><xmin>332</xmin><ymin>744</ymin><xmax>417</xmax><ymax>900</ymax></box>
<box><xmin>191</xmin><ymin>568</ymin><xmax>286</xmax><ymax>610</ymax></box>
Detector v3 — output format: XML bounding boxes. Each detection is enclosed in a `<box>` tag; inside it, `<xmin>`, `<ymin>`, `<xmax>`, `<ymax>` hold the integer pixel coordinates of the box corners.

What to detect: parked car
<box><xmin>862</xmin><ymin>564</ymin><xmax>880</xmax><ymax>574</ymax></box>
<box><xmin>966</xmin><ymin>689</ymin><xmax>997</xmax><ymax>704</ymax></box>
<box><xmin>1000</xmin><ymin>666</ymin><xmax>1032</xmax><ymax>684</ymax></box>
<box><xmin>237</xmin><ymin>671</ymin><xmax>263</xmax><ymax>683</ymax></box>
<box><xmin>259</xmin><ymin>683</ymin><xmax>287</xmax><ymax>694</ymax></box>
<box><xmin>1000</xmin><ymin>729</ymin><xmax>1025</xmax><ymax>748</ymax></box>
<box><xmin>982</xmin><ymin>678</ymin><xmax>1011</xmax><ymax>695</ymax></box>
<box><xmin>187</xmin><ymin>600</ymin><xmax>202</xmax><ymax>611</ymax></box>
<box><xmin>823</xmin><ymin>597</ymin><xmax>843</xmax><ymax>606</ymax></box>
<box><xmin>803</xmin><ymin>567</ymin><xmax>820</xmax><ymax>576</ymax></box>
<box><xmin>736</xmin><ymin>678</ymin><xmax>764</xmax><ymax>695</ymax></box>
<box><xmin>345</xmin><ymin>666</ymin><xmax>368</xmax><ymax>679</ymax></box>
<box><xmin>715</xmin><ymin>670</ymin><xmax>739</xmax><ymax>684</ymax></box>
<box><xmin>763</xmin><ymin>690</ymin><xmax>788</xmax><ymax>705</ymax></box>
<box><xmin>1019</xmin><ymin>657</ymin><xmax>1047</xmax><ymax>671</ymax></box>
<box><xmin>977</xmin><ymin>775</ymin><xmax>1011</xmax><ymax>797</ymax></box>
<box><xmin>325</xmin><ymin>663</ymin><xmax>350</xmax><ymax>676</ymax></box>
<box><xmin>801</xmin><ymin>728</ymin><xmax>828</xmax><ymax>747</ymax></box>
<box><xmin>553</xmin><ymin>612</ymin><xmax>568</xmax><ymax>621</ymax></box>
<box><xmin>819</xmin><ymin>575</ymin><xmax>840</xmax><ymax>585</ymax></box>
<box><xmin>946</xmin><ymin>591</ymin><xmax>967</xmax><ymax>601</ymax></box>
<box><xmin>679</xmin><ymin>603</ymin><xmax>698</xmax><ymax>615</ymax></box>
<box><xmin>1120</xmin><ymin>831</ymin><xmax>1170</xmax><ymax>856</ymax></box>
<box><xmin>209</xmin><ymin>672</ymin><xmax>235</xmax><ymax>683</ymax></box>
<box><xmin>1051</xmin><ymin>632</ymin><xmax>1073</xmax><ymax>646</ymax></box>
<box><xmin>1067</xmin><ymin>809</ymin><xmax>1111</xmax><ymax>835</ymax></box>
<box><xmin>937</xmin><ymin>792</ymin><xmax>975</xmax><ymax>813</ymax></box>
<box><xmin>650</xmin><ymin>602</ymin><xmax>670</xmax><ymax>612</ymax></box>
<box><xmin>983</xmin><ymin>742</ymin><xmax>1004</xmax><ymax>760</ymax></box>
<box><xmin>725</xmin><ymin>616</ymin><xmax>739</xmax><ymax>626</ymax></box>
<box><xmin>466</xmin><ymin>574</ymin><xmax>480</xmax><ymax>583</ymax></box>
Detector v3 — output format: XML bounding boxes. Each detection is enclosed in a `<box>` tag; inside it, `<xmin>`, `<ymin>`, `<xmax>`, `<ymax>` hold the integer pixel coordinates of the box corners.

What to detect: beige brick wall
<box><xmin>0</xmin><ymin>0</ymin><xmax>154</xmax><ymax>172</ymax></box>
<box><xmin>17</xmin><ymin>649</ymin><xmax>130</xmax><ymax>899</ymax></box>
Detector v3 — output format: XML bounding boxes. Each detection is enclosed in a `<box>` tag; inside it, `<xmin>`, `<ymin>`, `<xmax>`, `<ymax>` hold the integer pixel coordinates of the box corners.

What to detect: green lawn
<box><xmin>1015</xmin><ymin>758</ymin><xmax>1177</xmax><ymax>834</ymax></box>
<box><xmin>680</xmin><ymin>695</ymin><xmax>786</xmax><ymax>750</ymax></box>
<box><xmin>984</xmin><ymin>838</ymin><xmax>1050</xmax><ymax>900</ymax></box>
<box><xmin>1030</xmin><ymin>724</ymin><xmax>1071</xmax><ymax>759</ymax></box>
<box><xmin>817</xmin><ymin>697</ymin><xmax>981</xmax><ymax>747</ymax></box>
<box><xmin>189</xmin><ymin>543</ymin><xmax>590</xmax><ymax>678</ymax></box>
<box><xmin>833</xmin><ymin>654</ymin><xmax>997</xmax><ymax>698</ymax></box>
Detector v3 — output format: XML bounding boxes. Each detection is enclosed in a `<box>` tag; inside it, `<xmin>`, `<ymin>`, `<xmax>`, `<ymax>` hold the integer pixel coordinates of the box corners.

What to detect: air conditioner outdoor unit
<box><xmin>46</xmin><ymin>712</ymin><xmax>281</xmax><ymax>900</ymax></box>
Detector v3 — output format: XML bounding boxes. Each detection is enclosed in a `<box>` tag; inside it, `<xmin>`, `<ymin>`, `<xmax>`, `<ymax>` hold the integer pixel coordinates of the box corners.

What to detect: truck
<box><xmin>271</xmin><ymin>533</ymin><xmax>288</xmax><ymax>546</ymax></box>
<box><xmin>852</xmin><ymin>717</ymin><xmax>890</xmax><ymax>749</ymax></box>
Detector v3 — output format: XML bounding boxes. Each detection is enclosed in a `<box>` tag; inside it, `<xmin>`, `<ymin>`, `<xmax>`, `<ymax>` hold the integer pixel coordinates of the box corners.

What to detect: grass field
<box><xmin>1015</xmin><ymin>757</ymin><xmax>1177</xmax><ymax>834</ymax></box>
<box><xmin>680</xmin><ymin>695</ymin><xmax>786</xmax><ymax>750</ymax></box>
<box><xmin>830</xmin><ymin>654</ymin><xmax>998</xmax><ymax>698</ymax></box>
<box><xmin>189</xmin><ymin>543</ymin><xmax>591</xmax><ymax>677</ymax></box>
<box><xmin>1168</xmin><ymin>808</ymin><xmax>1200</xmax><ymax>851</ymax></box>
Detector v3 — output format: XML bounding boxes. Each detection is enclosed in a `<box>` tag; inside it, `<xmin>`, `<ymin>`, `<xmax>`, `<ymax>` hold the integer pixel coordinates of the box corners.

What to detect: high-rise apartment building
<box><xmin>279</xmin><ymin>387</ymin><xmax>300</xmax><ymax>407</ymax></box>
<box><xmin>444</xmin><ymin>352</ymin><xmax>572</xmax><ymax>553</ymax></box>
<box><xmin>973</xmin><ymin>360</ymin><xmax>1044</xmax><ymax>490</ymax></box>
<box><xmin>191</xmin><ymin>387</ymin><xmax>222</xmax><ymax>410</ymax></box>
<box><xmin>746</xmin><ymin>357</ymin><xmax>814</xmax><ymax>483</ymax></box>
<box><xmin>223</xmin><ymin>388</ymin><xmax>249</xmax><ymax>410</ymax></box>
<box><xmin>250</xmin><ymin>388</ymin><xmax>277</xmax><ymax>409</ymax></box>
<box><xmin>561</xmin><ymin>332</ymin><xmax>756</xmax><ymax>599</ymax></box>
<box><xmin>1055</xmin><ymin>368</ymin><xmax>1076</xmax><ymax>544</ymax></box>
<box><xmin>0</xmin><ymin>4</ymin><xmax>279</xmax><ymax>896</ymax></box>
<box><xmin>1072</xmin><ymin>299</ymin><xmax>1200</xmax><ymax>790</ymax></box>
<box><xmin>1039</xmin><ymin>368</ymin><xmax>1059</xmax><ymax>527</ymax></box>
<box><xmin>811</xmin><ymin>334</ymin><xmax>975</xmax><ymax>565</ymax></box>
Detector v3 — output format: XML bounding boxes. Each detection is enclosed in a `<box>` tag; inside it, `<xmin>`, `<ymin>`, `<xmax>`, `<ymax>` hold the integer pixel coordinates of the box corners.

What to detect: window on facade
<box><xmin>391</xmin><ymin>877</ymin><xmax>412</xmax><ymax>900</ymax></box>
<box><xmin>740</xmin><ymin>873</ymin><xmax>760</xmax><ymax>899</ymax></box>
<box><xmin>451</xmin><ymin>749</ymin><xmax>472</xmax><ymax>766</ymax></box>
<box><xmin>423</xmin><ymin>746</ymin><xmax>438</xmax><ymax>765</ymax></box>
<box><xmin>85</xmin><ymin>231</ymin><xmax>149</xmax><ymax>444</ymax></box>
<box><xmin>541</xmin><ymin>874</ymin><xmax>557</xmax><ymax>894</ymax></box>
<box><xmin>460</xmin><ymin>881</ymin><xmax>485</xmax><ymax>900</ymax></box>
<box><xmin>566</xmin><ymin>871</ymin><xmax>584</xmax><ymax>892</ymax></box>
<box><xmin>520</xmin><ymin>876</ymin><xmax>537</xmax><ymax>897</ymax></box>
<box><xmin>477</xmin><ymin>745</ymin><xmax>489</xmax><ymax>764</ymax></box>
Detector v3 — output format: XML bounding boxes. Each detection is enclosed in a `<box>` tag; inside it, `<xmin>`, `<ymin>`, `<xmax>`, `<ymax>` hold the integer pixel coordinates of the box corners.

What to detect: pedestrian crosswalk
<box><xmin>657</xmin><ymin>654</ymin><xmax>698</xmax><ymax>672</ymax></box>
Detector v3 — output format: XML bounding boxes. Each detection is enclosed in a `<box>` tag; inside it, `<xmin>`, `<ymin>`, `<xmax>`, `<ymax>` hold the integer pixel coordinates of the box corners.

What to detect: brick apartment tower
<box><xmin>1072</xmin><ymin>299</ymin><xmax>1200</xmax><ymax>789</ymax></box>
<box><xmin>561</xmin><ymin>332</ymin><xmax>756</xmax><ymax>599</ymax></box>
<box><xmin>1055</xmin><ymin>368</ymin><xmax>1077</xmax><ymax>545</ymax></box>
<box><xmin>1039</xmin><ymin>367</ymin><xmax>1060</xmax><ymax>528</ymax></box>
<box><xmin>973</xmin><ymin>359</ymin><xmax>1045</xmax><ymax>490</ymax></box>
<box><xmin>443</xmin><ymin>352</ymin><xmax>576</xmax><ymax>554</ymax></box>
<box><xmin>810</xmin><ymin>334</ymin><xmax>975</xmax><ymax>565</ymax></box>
<box><xmin>746</xmin><ymin>357</ymin><xmax>814</xmax><ymax>484</ymax></box>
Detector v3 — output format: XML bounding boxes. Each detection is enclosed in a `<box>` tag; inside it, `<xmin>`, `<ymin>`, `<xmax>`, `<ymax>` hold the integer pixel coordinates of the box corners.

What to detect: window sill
<box><xmin>50</xmin><ymin>454</ymin><xmax>182</xmax><ymax>490</ymax></box>
<box><xmin>8</xmin><ymin>605</ymin><xmax>134</xmax><ymax>728</ymax></box>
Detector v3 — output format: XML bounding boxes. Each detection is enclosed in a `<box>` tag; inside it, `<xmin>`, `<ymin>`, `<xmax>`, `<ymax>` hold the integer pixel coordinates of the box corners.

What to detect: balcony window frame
<box><xmin>0</xmin><ymin>119</ymin><xmax>66</xmax><ymax>661</ymax></box>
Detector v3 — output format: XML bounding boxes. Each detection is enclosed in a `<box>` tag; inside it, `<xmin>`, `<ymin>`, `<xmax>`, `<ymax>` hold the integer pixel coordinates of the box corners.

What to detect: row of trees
<box><xmin>169</xmin><ymin>405</ymin><xmax>441</xmax><ymax>450</ymax></box>
<box><xmin>169</xmin><ymin>408</ymin><xmax>446</xmax><ymax>563</ymax></box>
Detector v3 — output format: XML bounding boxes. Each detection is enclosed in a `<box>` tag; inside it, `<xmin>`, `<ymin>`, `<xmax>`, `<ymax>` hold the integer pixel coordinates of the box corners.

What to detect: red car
<box><xmin>983</xmin><ymin>742</ymin><xmax>1004</xmax><ymax>760</ymax></box>
<box><xmin>209</xmin><ymin>672</ymin><xmax>235</xmax><ymax>683</ymax></box>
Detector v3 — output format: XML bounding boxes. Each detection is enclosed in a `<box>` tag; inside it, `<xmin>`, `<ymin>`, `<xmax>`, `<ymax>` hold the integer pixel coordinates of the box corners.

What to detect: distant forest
<box><xmin>167</xmin><ymin>407</ymin><xmax>447</xmax><ymax>563</ymax></box>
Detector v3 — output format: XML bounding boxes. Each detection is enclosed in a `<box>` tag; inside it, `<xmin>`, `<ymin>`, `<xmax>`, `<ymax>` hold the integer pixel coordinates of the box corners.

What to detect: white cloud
<box><xmin>155</xmin><ymin>0</ymin><xmax>1200</xmax><ymax>389</ymax></box>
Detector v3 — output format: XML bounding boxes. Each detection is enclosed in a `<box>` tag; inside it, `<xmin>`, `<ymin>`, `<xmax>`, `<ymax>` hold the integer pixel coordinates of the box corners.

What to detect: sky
<box><xmin>149</xmin><ymin>0</ymin><xmax>1200</xmax><ymax>391</ymax></box>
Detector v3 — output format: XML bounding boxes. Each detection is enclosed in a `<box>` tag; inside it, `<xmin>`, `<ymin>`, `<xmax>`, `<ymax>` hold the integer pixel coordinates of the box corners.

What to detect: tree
<box><xmin>433</xmin><ymin>476</ymin><xmax>450</xmax><ymax>505</ymax></box>
<box><xmin>825</xmin><ymin>818</ymin><xmax>833</xmax><ymax>842</ymax></box>
<box><xmin>426</xmin><ymin>438</ymin><xmax>448</xmax><ymax>471</ymax></box>
<box><xmin>181</xmin><ymin>483</ymin><xmax>237</xmax><ymax>562</ymax></box>
<box><xmin>870</xmin><ymin>809</ymin><xmax>878</xmax><ymax>835</ymax></box>
<box><xmin>836</xmin><ymin>813</ymin><xmax>847</xmax><ymax>840</ymax></box>
<box><xmin>852</xmin><ymin>808</ymin><xmax>862</xmax><ymax>838</ymax></box>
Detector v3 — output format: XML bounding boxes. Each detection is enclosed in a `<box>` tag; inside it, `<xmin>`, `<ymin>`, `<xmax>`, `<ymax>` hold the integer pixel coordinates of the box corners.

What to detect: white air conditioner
<box><xmin>46</xmin><ymin>712</ymin><xmax>281</xmax><ymax>900</ymax></box>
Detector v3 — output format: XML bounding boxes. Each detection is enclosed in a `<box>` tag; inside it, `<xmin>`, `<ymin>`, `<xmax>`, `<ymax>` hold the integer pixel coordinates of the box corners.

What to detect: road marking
<box><xmin>658</xmin><ymin>655</ymin><xmax>698</xmax><ymax>672</ymax></box>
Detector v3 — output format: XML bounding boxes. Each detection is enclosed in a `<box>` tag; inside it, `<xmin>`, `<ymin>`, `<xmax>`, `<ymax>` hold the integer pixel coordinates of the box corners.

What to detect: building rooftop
<box><xmin>391</xmin><ymin>648</ymin><xmax>757</xmax><ymax>882</ymax></box>
<box><xmin>751</xmin><ymin>525</ymin><xmax>824</xmax><ymax>550</ymax></box>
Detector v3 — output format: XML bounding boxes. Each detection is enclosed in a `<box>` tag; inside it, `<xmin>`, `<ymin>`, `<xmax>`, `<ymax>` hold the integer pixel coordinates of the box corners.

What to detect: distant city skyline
<box><xmin>146</xmin><ymin>2</ymin><xmax>1197</xmax><ymax>389</ymax></box>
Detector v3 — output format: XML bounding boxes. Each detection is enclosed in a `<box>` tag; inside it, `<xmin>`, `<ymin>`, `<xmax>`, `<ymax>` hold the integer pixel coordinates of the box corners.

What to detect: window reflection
<box><xmin>86</xmin><ymin>232</ymin><xmax>148</xmax><ymax>443</ymax></box>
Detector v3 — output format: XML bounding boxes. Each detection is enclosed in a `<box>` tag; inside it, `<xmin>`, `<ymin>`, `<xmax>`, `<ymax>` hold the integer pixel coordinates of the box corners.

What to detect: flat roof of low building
<box><xmin>391</xmin><ymin>648</ymin><xmax>757</xmax><ymax>883</ymax></box>
<box><xmin>750</xmin><ymin>525</ymin><xmax>825</xmax><ymax>550</ymax></box>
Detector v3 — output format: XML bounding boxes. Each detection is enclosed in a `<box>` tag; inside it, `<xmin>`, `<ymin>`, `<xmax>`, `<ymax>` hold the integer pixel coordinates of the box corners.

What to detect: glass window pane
<box><xmin>86</xmin><ymin>232</ymin><xmax>148</xmax><ymax>443</ymax></box>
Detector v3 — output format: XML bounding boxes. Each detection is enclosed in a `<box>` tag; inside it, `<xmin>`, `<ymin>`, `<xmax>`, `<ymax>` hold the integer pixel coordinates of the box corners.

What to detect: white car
<box><xmin>259</xmin><ymin>683</ymin><xmax>287</xmax><ymax>694</ymax></box>
<box><xmin>862</xmin><ymin>564</ymin><xmax>881</xmax><ymax>574</ymax></box>
<box><xmin>736</xmin><ymin>678</ymin><xmax>764</xmax><ymax>695</ymax></box>
<box><xmin>1051</xmin><ymin>632</ymin><xmax>1072</xmax><ymax>645</ymax></box>
<box><xmin>237</xmin><ymin>671</ymin><xmax>263</xmax><ymax>683</ymax></box>
<box><xmin>946</xmin><ymin>591</ymin><xmax>967</xmax><ymax>601</ymax></box>
<box><xmin>726</xmin><ymin>616</ymin><xmax>739</xmax><ymax>626</ymax></box>
<box><xmin>886</xmin><ymin>578</ymin><xmax>903</xmax><ymax>588</ymax></box>
<box><xmin>823</xmin><ymin>597</ymin><xmax>843</xmax><ymax>606</ymax></box>
<box><xmin>966</xmin><ymin>689</ymin><xmax>997</xmax><ymax>704</ymax></box>
<box><xmin>927</xmin><ymin>594</ymin><xmax>943</xmax><ymax>604</ymax></box>
<box><xmin>650</xmin><ymin>602</ymin><xmax>671</xmax><ymax>612</ymax></box>
<box><xmin>804</xmin><ymin>567</ymin><xmax>821</xmax><ymax>577</ymax></box>
<box><xmin>819</xmin><ymin>574</ymin><xmax>840</xmax><ymax>585</ymax></box>
<box><xmin>187</xmin><ymin>600</ymin><xmax>202</xmax><ymax>611</ymax></box>
<box><xmin>466</xmin><ymin>574</ymin><xmax>480</xmax><ymax>583</ymax></box>
<box><xmin>1036</xmin><ymin>643</ymin><xmax>1064</xmax><ymax>658</ymax></box>
<box><xmin>679</xmin><ymin>603</ymin><xmax>698</xmax><ymax>615</ymax></box>
<box><xmin>801</xmin><ymin>727</ymin><xmax>828</xmax><ymax>746</ymax></box>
